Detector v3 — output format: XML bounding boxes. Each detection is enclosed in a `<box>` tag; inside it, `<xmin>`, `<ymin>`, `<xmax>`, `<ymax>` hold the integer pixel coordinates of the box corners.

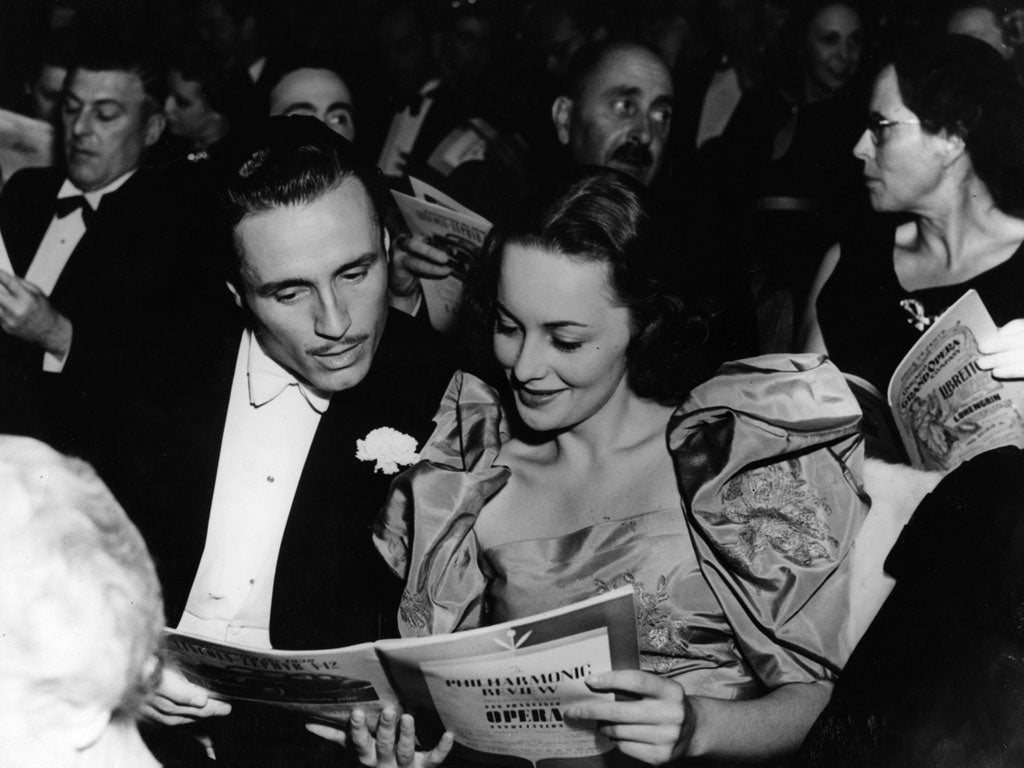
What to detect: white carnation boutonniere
<box><xmin>356</xmin><ymin>427</ymin><xmax>421</xmax><ymax>475</ymax></box>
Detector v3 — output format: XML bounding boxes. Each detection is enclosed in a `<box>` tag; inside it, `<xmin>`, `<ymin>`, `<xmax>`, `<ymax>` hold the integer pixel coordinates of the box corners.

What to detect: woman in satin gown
<box><xmin>362</xmin><ymin>169</ymin><xmax>871</xmax><ymax>765</ymax></box>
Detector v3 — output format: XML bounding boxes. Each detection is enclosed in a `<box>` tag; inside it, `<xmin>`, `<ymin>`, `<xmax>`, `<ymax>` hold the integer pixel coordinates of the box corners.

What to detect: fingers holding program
<box><xmin>311</xmin><ymin>707</ymin><xmax>453</xmax><ymax>768</ymax></box>
<box><xmin>0</xmin><ymin>270</ymin><xmax>72</xmax><ymax>354</ymax></box>
<box><xmin>978</xmin><ymin>318</ymin><xmax>1024</xmax><ymax>380</ymax></box>
<box><xmin>141</xmin><ymin>665</ymin><xmax>232</xmax><ymax>727</ymax></box>
<box><xmin>389</xmin><ymin>235</ymin><xmax>461</xmax><ymax>296</ymax></box>
<box><xmin>564</xmin><ymin>670</ymin><xmax>695</xmax><ymax>766</ymax></box>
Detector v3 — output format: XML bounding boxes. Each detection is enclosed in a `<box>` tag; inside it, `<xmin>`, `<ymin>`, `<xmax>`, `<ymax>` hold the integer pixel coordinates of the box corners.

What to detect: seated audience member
<box><xmin>946</xmin><ymin>1</ymin><xmax>1014</xmax><ymax>59</ymax></box>
<box><xmin>551</xmin><ymin>39</ymin><xmax>674</xmax><ymax>188</ymax></box>
<box><xmin>108</xmin><ymin>116</ymin><xmax>456</xmax><ymax>768</ymax></box>
<box><xmin>0</xmin><ymin>34</ymin><xmax>67</xmax><ymax>185</ymax></box>
<box><xmin>799</xmin><ymin>35</ymin><xmax>1024</xmax><ymax>453</ymax></box>
<box><xmin>716</xmin><ymin>0</ymin><xmax>870</xmax><ymax>353</ymax></box>
<box><xmin>20</xmin><ymin>35</ymin><xmax>72</xmax><ymax>123</ymax></box>
<box><xmin>373</xmin><ymin>0</ymin><xmax>523</xmax><ymax>191</ymax></box>
<box><xmin>264</xmin><ymin>54</ymin><xmax>357</xmax><ymax>141</ymax></box>
<box><xmin>164</xmin><ymin>44</ymin><xmax>260</xmax><ymax>164</ymax></box>
<box><xmin>0</xmin><ymin>34</ymin><xmax>226</xmax><ymax>460</ymax></box>
<box><xmin>351</xmin><ymin>169</ymin><xmax>872</xmax><ymax>765</ymax></box>
<box><xmin>193</xmin><ymin>0</ymin><xmax>268</xmax><ymax>82</ymax></box>
<box><xmin>386</xmin><ymin>35</ymin><xmax>676</xmax><ymax>325</ymax></box>
<box><xmin>0</xmin><ymin>435</ymin><xmax>164</xmax><ymax>768</ymax></box>
<box><xmin>798</xmin><ymin>448</ymin><xmax>1024</xmax><ymax>767</ymax></box>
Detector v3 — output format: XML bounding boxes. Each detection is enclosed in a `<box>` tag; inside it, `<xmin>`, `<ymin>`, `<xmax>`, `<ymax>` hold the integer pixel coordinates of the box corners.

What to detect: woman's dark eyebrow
<box><xmin>495</xmin><ymin>301</ymin><xmax>589</xmax><ymax>329</ymax></box>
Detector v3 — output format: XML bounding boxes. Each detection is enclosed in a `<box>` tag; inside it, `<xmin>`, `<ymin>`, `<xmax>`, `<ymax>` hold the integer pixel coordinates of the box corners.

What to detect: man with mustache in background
<box><xmin>550</xmin><ymin>38</ymin><xmax>757</xmax><ymax>364</ymax></box>
<box><xmin>551</xmin><ymin>39</ymin><xmax>674</xmax><ymax>187</ymax></box>
<box><xmin>106</xmin><ymin>117</ymin><xmax>455</xmax><ymax>768</ymax></box>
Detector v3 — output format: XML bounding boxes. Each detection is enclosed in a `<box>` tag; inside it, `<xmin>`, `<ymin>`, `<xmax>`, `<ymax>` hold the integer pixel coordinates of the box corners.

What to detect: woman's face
<box><xmin>493</xmin><ymin>243</ymin><xmax>633</xmax><ymax>433</ymax></box>
<box><xmin>853</xmin><ymin>66</ymin><xmax>949</xmax><ymax>212</ymax></box>
<box><xmin>165</xmin><ymin>70</ymin><xmax>218</xmax><ymax>142</ymax></box>
<box><xmin>803</xmin><ymin>3</ymin><xmax>863</xmax><ymax>98</ymax></box>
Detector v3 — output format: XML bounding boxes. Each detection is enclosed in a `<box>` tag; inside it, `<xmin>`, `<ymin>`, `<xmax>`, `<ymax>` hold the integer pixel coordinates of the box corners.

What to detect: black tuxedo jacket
<box><xmin>0</xmin><ymin>166</ymin><xmax>230</xmax><ymax>458</ymax></box>
<box><xmin>108</xmin><ymin>309</ymin><xmax>457</xmax><ymax>651</ymax></box>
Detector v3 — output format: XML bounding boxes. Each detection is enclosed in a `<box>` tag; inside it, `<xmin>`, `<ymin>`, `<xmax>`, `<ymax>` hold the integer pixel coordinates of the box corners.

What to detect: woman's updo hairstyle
<box><xmin>465</xmin><ymin>166</ymin><xmax>710</xmax><ymax>405</ymax></box>
<box><xmin>890</xmin><ymin>34</ymin><xmax>1024</xmax><ymax>211</ymax></box>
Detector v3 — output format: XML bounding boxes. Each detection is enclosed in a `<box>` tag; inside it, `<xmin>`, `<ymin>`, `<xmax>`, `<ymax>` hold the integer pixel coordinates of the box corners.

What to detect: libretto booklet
<box><xmin>847</xmin><ymin>289</ymin><xmax>1024</xmax><ymax>472</ymax></box>
<box><xmin>164</xmin><ymin>585</ymin><xmax>639</xmax><ymax>767</ymax></box>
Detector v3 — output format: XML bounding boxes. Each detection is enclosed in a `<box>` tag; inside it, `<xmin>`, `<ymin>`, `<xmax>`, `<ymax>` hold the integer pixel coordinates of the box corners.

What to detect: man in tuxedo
<box><xmin>112</xmin><ymin>117</ymin><xmax>455</xmax><ymax>767</ymax></box>
<box><xmin>0</xmin><ymin>38</ymin><xmax>224</xmax><ymax>457</ymax></box>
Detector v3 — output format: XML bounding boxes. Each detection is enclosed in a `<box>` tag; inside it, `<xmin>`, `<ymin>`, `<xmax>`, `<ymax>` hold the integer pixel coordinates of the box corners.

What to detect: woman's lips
<box><xmin>516</xmin><ymin>386</ymin><xmax>565</xmax><ymax>408</ymax></box>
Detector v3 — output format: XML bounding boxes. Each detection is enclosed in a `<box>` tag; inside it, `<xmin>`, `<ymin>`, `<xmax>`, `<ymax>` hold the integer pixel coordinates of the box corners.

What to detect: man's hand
<box><xmin>306</xmin><ymin>707</ymin><xmax>452</xmax><ymax>768</ymax></box>
<box><xmin>141</xmin><ymin>665</ymin><xmax>232</xmax><ymax>726</ymax></box>
<box><xmin>564</xmin><ymin>671</ymin><xmax>695</xmax><ymax>765</ymax></box>
<box><xmin>389</xmin><ymin>235</ymin><xmax>459</xmax><ymax>298</ymax></box>
<box><xmin>979</xmin><ymin>318</ymin><xmax>1024</xmax><ymax>380</ymax></box>
<box><xmin>0</xmin><ymin>270</ymin><xmax>72</xmax><ymax>355</ymax></box>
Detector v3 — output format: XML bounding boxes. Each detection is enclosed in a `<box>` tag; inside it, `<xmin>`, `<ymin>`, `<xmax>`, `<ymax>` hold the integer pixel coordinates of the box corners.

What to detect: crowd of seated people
<box><xmin>4</xmin><ymin>1</ymin><xmax>1024</xmax><ymax>767</ymax></box>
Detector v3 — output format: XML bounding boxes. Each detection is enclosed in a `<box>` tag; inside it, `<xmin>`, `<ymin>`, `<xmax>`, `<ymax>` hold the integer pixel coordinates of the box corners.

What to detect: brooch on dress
<box><xmin>900</xmin><ymin>298</ymin><xmax>936</xmax><ymax>332</ymax></box>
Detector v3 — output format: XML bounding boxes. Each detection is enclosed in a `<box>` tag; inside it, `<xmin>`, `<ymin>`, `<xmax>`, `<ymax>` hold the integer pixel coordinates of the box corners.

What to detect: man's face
<box><xmin>554</xmin><ymin>45</ymin><xmax>673</xmax><ymax>187</ymax></box>
<box><xmin>230</xmin><ymin>178</ymin><xmax>390</xmax><ymax>394</ymax></box>
<box><xmin>29</xmin><ymin>64</ymin><xmax>67</xmax><ymax>122</ymax></box>
<box><xmin>61</xmin><ymin>68</ymin><xmax>163</xmax><ymax>191</ymax></box>
<box><xmin>269</xmin><ymin>68</ymin><xmax>356</xmax><ymax>142</ymax></box>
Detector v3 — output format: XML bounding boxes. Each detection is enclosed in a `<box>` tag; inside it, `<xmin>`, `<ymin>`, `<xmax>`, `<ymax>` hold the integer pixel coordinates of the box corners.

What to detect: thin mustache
<box><xmin>307</xmin><ymin>335</ymin><xmax>368</xmax><ymax>356</ymax></box>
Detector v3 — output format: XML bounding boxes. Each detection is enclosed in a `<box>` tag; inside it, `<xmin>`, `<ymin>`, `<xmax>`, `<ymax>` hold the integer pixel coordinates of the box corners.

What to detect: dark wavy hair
<box><xmin>889</xmin><ymin>34</ymin><xmax>1024</xmax><ymax>210</ymax></box>
<box><xmin>465</xmin><ymin>167</ymin><xmax>709</xmax><ymax>406</ymax></box>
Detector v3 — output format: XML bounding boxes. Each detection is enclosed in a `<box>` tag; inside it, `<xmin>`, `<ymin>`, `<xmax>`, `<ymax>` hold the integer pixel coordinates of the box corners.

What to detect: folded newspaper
<box><xmin>391</xmin><ymin>177</ymin><xmax>492</xmax><ymax>334</ymax></box>
<box><xmin>164</xmin><ymin>585</ymin><xmax>639</xmax><ymax>767</ymax></box>
<box><xmin>859</xmin><ymin>289</ymin><xmax>1024</xmax><ymax>472</ymax></box>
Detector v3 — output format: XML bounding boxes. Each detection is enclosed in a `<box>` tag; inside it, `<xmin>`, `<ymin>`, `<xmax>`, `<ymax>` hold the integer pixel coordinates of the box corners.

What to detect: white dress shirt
<box><xmin>24</xmin><ymin>171</ymin><xmax>135</xmax><ymax>371</ymax></box>
<box><xmin>177</xmin><ymin>330</ymin><xmax>331</xmax><ymax>648</ymax></box>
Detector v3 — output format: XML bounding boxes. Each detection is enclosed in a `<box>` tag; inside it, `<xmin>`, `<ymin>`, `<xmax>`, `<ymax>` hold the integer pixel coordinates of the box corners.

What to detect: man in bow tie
<box><xmin>0</xmin><ymin>35</ymin><xmax>227</xmax><ymax>457</ymax></box>
<box><xmin>107</xmin><ymin>116</ymin><xmax>455</xmax><ymax>768</ymax></box>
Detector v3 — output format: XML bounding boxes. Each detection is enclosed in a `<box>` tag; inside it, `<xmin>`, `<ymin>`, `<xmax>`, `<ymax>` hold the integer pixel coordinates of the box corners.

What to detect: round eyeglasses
<box><xmin>865</xmin><ymin>114</ymin><xmax>921</xmax><ymax>145</ymax></box>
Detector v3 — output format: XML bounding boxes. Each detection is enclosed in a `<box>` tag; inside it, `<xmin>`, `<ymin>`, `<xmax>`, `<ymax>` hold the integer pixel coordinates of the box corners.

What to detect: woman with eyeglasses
<box><xmin>799</xmin><ymin>35</ymin><xmax>1024</xmax><ymax>428</ymax></box>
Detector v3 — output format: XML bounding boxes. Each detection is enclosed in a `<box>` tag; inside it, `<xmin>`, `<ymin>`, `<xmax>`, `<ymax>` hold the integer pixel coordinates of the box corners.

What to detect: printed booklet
<box><xmin>849</xmin><ymin>289</ymin><xmax>1024</xmax><ymax>472</ymax></box>
<box><xmin>391</xmin><ymin>177</ymin><xmax>492</xmax><ymax>333</ymax></box>
<box><xmin>164</xmin><ymin>585</ymin><xmax>640</xmax><ymax>767</ymax></box>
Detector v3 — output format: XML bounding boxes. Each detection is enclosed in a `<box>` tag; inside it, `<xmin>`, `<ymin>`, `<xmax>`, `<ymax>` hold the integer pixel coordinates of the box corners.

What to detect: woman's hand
<box><xmin>306</xmin><ymin>707</ymin><xmax>453</xmax><ymax>768</ymax></box>
<box><xmin>978</xmin><ymin>318</ymin><xmax>1024</xmax><ymax>379</ymax></box>
<box><xmin>141</xmin><ymin>665</ymin><xmax>232</xmax><ymax>726</ymax></box>
<box><xmin>564</xmin><ymin>671</ymin><xmax>695</xmax><ymax>765</ymax></box>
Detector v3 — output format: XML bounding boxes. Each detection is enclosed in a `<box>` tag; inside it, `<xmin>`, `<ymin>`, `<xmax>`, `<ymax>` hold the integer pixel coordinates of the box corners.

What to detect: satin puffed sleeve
<box><xmin>670</xmin><ymin>354</ymin><xmax>868</xmax><ymax>687</ymax></box>
<box><xmin>373</xmin><ymin>371</ymin><xmax>512</xmax><ymax>637</ymax></box>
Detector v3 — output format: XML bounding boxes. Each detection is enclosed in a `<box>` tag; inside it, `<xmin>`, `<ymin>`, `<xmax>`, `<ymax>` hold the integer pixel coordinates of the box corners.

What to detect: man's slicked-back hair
<box><xmin>66</xmin><ymin>27</ymin><xmax>167</xmax><ymax>110</ymax></box>
<box><xmin>219</xmin><ymin>115</ymin><xmax>388</xmax><ymax>282</ymax></box>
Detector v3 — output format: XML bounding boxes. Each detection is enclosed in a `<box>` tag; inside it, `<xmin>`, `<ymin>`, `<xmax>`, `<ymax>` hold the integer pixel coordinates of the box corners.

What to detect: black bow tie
<box><xmin>55</xmin><ymin>195</ymin><xmax>96</xmax><ymax>227</ymax></box>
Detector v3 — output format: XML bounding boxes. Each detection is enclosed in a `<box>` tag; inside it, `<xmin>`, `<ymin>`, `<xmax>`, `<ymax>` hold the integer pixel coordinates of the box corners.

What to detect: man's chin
<box><xmin>305</xmin><ymin>355</ymin><xmax>373</xmax><ymax>394</ymax></box>
<box><xmin>606</xmin><ymin>160</ymin><xmax>655</xmax><ymax>187</ymax></box>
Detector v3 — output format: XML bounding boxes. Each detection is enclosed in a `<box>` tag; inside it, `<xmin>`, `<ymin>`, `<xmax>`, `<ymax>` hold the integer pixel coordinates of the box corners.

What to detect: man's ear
<box><xmin>143</xmin><ymin>110</ymin><xmax>166</xmax><ymax>148</ymax></box>
<box><xmin>552</xmin><ymin>96</ymin><xmax>574</xmax><ymax>146</ymax></box>
<box><xmin>226</xmin><ymin>280</ymin><xmax>243</xmax><ymax>309</ymax></box>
